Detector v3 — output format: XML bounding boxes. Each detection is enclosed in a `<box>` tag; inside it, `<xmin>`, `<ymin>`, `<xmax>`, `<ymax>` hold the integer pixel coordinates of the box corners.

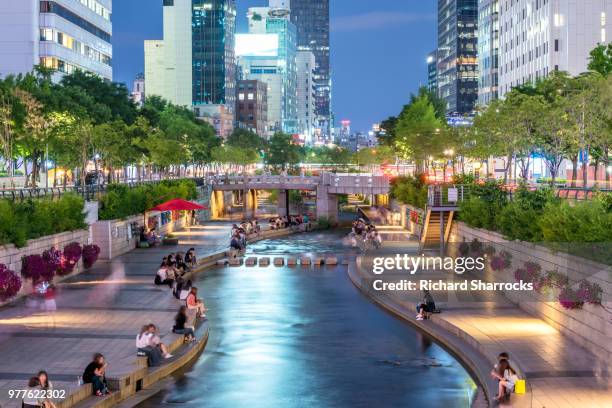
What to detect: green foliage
<box><xmin>315</xmin><ymin>216</ymin><xmax>334</xmax><ymax>230</ymax></box>
<box><xmin>389</xmin><ymin>176</ymin><xmax>428</xmax><ymax>209</ymax></box>
<box><xmin>265</xmin><ymin>132</ymin><xmax>304</xmax><ymax>170</ymax></box>
<box><xmin>588</xmin><ymin>43</ymin><xmax>612</xmax><ymax>76</ymax></box>
<box><xmin>0</xmin><ymin>194</ymin><xmax>86</xmax><ymax>247</ymax></box>
<box><xmin>99</xmin><ymin>179</ymin><xmax>197</xmax><ymax>220</ymax></box>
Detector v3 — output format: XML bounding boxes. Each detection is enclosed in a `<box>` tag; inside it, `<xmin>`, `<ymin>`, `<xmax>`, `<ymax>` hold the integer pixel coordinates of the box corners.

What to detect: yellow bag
<box><xmin>514</xmin><ymin>379</ymin><xmax>526</xmax><ymax>394</ymax></box>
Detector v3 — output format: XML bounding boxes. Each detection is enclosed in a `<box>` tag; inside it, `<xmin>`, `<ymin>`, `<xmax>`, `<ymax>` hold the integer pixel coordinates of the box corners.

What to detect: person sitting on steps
<box><xmin>416</xmin><ymin>290</ymin><xmax>436</xmax><ymax>320</ymax></box>
<box><xmin>186</xmin><ymin>287</ymin><xmax>207</xmax><ymax>318</ymax></box>
<box><xmin>173</xmin><ymin>306</ymin><xmax>196</xmax><ymax>342</ymax></box>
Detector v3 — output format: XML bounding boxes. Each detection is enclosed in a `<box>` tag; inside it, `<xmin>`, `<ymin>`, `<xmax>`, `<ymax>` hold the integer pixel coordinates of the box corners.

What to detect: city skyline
<box><xmin>112</xmin><ymin>0</ymin><xmax>437</xmax><ymax>133</ymax></box>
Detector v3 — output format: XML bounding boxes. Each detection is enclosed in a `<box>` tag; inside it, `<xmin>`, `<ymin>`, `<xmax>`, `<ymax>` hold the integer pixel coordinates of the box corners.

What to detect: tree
<box><xmin>226</xmin><ymin>128</ymin><xmax>264</xmax><ymax>151</ymax></box>
<box><xmin>0</xmin><ymin>77</ymin><xmax>18</xmax><ymax>185</ymax></box>
<box><xmin>394</xmin><ymin>95</ymin><xmax>445</xmax><ymax>173</ymax></box>
<box><xmin>588</xmin><ymin>43</ymin><xmax>612</xmax><ymax>77</ymax></box>
<box><xmin>265</xmin><ymin>132</ymin><xmax>303</xmax><ymax>170</ymax></box>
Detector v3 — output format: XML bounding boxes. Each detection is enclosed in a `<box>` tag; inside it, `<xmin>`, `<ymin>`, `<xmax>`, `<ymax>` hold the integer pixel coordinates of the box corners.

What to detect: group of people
<box><xmin>349</xmin><ymin>218</ymin><xmax>383</xmax><ymax>251</ymax></box>
<box><xmin>230</xmin><ymin>224</ymin><xmax>249</xmax><ymax>253</ymax></box>
<box><xmin>22</xmin><ymin>371</ymin><xmax>55</xmax><ymax>408</ymax></box>
<box><xmin>269</xmin><ymin>214</ymin><xmax>310</xmax><ymax>231</ymax></box>
<box><xmin>155</xmin><ymin>249</ymin><xmax>198</xmax><ymax>298</ymax></box>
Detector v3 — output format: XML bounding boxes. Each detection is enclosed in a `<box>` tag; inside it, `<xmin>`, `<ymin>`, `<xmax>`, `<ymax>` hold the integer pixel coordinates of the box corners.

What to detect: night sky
<box><xmin>112</xmin><ymin>0</ymin><xmax>437</xmax><ymax>132</ymax></box>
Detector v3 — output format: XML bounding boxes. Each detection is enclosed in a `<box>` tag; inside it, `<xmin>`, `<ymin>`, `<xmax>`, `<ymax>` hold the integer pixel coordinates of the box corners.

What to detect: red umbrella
<box><xmin>148</xmin><ymin>198</ymin><xmax>206</xmax><ymax>212</ymax></box>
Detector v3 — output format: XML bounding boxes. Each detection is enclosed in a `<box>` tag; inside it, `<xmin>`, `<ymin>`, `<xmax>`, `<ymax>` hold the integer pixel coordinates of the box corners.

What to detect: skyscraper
<box><xmin>287</xmin><ymin>0</ymin><xmax>331</xmax><ymax>139</ymax></box>
<box><xmin>144</xmin><ymin>0</ymin><xmax>236</xmax><ymax>136</ymax></box>
<box><xmin>192</xmin><ymin>0</ymin><xmax>236</xmax><ymax>108</ymax></box>
<box><xmin>478</xmin><ymin>0</ymin><xmax>499</xmax><ymax>105</ymax></box>
<box><xmin>437</xmin><ymin>0</ymin><xmax>479</xmax><ymax>115</ymax></box>
<box><xmin>427</xmin><ymin>50</ymin><xmax>438</xmax><ymax>95</ymax></box>
<box><xmin>296</xmin><ymin>50</ymin><xmax>316</xmax><ymax>143</ymax></box>
<box><xmin>498</xmin><ymin>0</ymin><xmax>612</xmax><ymax>97</ymax></box>
<box><xmin>0</xmin><ymin>0</ymin><xmax>113</xmax><ymax>82</ymax></box>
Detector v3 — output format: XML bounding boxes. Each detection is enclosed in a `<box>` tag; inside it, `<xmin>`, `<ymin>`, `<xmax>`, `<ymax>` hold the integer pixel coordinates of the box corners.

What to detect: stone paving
<box><xmin>355</xmin><ymin>232</ymin><xmax>612</xmax><ymax>408</ymax></box>
<box><xmin>0</xmin><ymin>223</ymin><xmax>232</xmax><ymax>408</ymax></box>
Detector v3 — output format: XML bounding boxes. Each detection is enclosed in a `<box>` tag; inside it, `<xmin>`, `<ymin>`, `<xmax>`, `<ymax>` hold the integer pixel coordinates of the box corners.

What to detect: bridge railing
<box><xmin>211</xmin><ymin>175</ymin><xmax>321</xmax><ymax>186</ymax></box>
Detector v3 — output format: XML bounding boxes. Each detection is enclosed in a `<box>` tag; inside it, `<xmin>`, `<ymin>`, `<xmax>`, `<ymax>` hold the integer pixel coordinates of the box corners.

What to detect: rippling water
<box><xmin>138</xmin><ymin>232</ymin><xmax>476</xmax><ymax>408</ymax></box>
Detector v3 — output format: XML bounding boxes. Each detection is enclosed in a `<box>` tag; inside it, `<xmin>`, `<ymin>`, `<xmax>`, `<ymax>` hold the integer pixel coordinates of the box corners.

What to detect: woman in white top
<box><xmin>491</xmin><ymin>359</ymin><xmax>517</xmax><ymax>401</ymax></box>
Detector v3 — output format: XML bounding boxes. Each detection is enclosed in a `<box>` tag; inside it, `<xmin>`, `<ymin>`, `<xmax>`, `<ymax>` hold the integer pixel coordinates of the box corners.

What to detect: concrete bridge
<box><xmin>209</xmin><ymin>173</ymin><xmax>391</xmax><ymax>220</ymax></box>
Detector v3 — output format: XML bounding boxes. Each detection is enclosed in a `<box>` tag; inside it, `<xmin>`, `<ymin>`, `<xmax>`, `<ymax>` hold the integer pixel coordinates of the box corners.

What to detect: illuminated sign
<box><xmin>236</xmin><ymin>34</ymin><xmax>279</xmax><ymax>57</ymax></box>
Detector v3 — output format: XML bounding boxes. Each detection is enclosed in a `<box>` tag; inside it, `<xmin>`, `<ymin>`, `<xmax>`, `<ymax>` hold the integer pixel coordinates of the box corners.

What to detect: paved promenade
<box><xmin>352</xmin><ymin>233</ymin><xmax>611</xmax><ymax>408</ymax></box>
<box><xmin>0</xmin><ymin>223</ymin><xmax>232</xmax><ymax>408</ymax></box>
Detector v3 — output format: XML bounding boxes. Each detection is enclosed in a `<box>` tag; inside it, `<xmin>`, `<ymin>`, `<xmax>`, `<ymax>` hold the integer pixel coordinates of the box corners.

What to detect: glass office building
<box><xmin>192</xmin><ymin>0</ymin><xmax>236</xmax><ymax>107</ymax></box>
<box><xmin>437</xmin><ymin>0</ymin><xmax>479</xmax><ymax>115</ymax></box>
<box><xmin>478</xmin><ymin>0</ymin><xmax>499</xmax><ymax>105</ymax></box>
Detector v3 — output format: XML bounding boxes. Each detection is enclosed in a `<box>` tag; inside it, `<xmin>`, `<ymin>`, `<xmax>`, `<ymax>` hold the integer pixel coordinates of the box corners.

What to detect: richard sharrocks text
<box><xmin>372</xmin><ymin>279</ymin><xmax>535</xmax><ymax>292</ymax></box>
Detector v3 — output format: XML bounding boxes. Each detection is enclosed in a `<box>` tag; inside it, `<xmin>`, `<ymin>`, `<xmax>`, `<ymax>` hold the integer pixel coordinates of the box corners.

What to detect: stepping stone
<box><xmin>300</xmin><ymin>257</ymin><xmax>311</xmax><ymax>266</ymax></box>
<box><xmin>287</xmin><ymin>258</ymin><xmax>298</xmax><ymax>266</ymax></box>
<box><xmin>228</xmin><ymin>258</ymin><xmax>243</xmax><ymax>266</ymax></box>
<box><xmin>245</xmin><ymin>257</ymin><xmax>257</xmax><ymax>266</ymax></box>
<box><xmin>325</xmin><ymin>257</ymin><xmax>338</xmax><ymax>265</ymax></box>
<box><xmin>274</xmin><ymin>257</ymin><xmax>285</xmax><ymax>266</ymax></box>
<box><xmin>259</xmin><ymin>257</ymin><xmax>270</xmax><ymax>266</ymax></box>
<box><xmin>216</xmin><ymin>259</ymin><xmax>227</xmax><ymax>266</ymax></box>
<box><xmin>313</xmin><ymin>257</ymin><xmax>324</xmax><ymax>266</ymax></box>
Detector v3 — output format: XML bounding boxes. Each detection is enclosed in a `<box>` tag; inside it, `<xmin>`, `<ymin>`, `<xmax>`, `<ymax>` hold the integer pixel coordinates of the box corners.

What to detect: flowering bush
<box><xmin>490</xmin><ymin>251</ymin><xmax>512</xmax><ymax>271</ymax></box>
<box><xmin>484</xmin><ymin>245</ymin><xmax>497</xmax><ymax>257</ymax></box>
<box><xmin>458</xmin><ymin>241</ymin><xmax>470</xmax><ymax>256</ymax></box>
<box><xmin>60</xmin><ymin>242</ymin><xmax>82</xmax><ymax>275</ymax></box>
<box><xmin>576</xmin><ymin>280</ymin><xmax>602</xmax><ymax>305</ymax></box>
<box><xmin>515</xmin><ymin>261</ymin><xmax>542</xmax><ymax>284</ymax></box>
<box><xmin>535</xmin><ymin>270</ymin><xmax>569</xmax><ymax>293</ymax></box>
<box><xmin>470</xmin><ymin>238</ymin><xmax>483</xmax><ymax>256</ymax></box>
<box><xmin>21</xmin><ymin>254</ymin><xmax>54</xmax><ymax>283</ymax></box>
<box><xmin>0</xmin><ymin>264</ymin><xmax>22</xmax><ymax>302</ymax></box>
<box><xmin>42</xmin><ymin>247</ymin><xmax>62</xmax><ymax>276</ymax></box>
<box><xmin>558</xmin><ymin>286</ymin><xmax>583</xmax><ymax>310</ymax></box>
<box><xmin>82</xmin><ymin>244</ymin><xmax>101</xmax><ymax>269</ymax></box>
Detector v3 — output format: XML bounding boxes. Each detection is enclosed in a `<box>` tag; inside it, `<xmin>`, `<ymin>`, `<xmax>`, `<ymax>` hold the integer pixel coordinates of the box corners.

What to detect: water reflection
<box><xmin>138</xmin><ymin>233</ymin><xmax>476</xmax><ymax>408</ymax></box>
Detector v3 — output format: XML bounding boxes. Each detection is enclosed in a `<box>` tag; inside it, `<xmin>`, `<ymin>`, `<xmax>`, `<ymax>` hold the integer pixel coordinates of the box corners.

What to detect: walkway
<box><xmin>351</xmin><ymin>241</ymin><xmax>611</xmax><ymax>408</ymax></box>
<box><xmin>0</xmin><ymin>223</ymin><xmax>232</xmax><ymax>408</ymax></box>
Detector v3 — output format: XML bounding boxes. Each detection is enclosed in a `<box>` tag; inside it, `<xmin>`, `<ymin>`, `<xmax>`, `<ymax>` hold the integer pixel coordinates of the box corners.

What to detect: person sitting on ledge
<box><xmin>186</xmin><ymin>287</ymin><xmax>207</xmax><ymax>318</ymax></box>
<box><xmin>136</xmin><ymin>325</ymin><xmax>162</xmax><ymax>367</ymax></box>
<box><xmin>82</xmin><ymin>353</ymin><xmax>110</xmax><ymax>396</ymax></box>
<box><xmin>185</xmin><ymin>248</ymin><xmax>197</xmax><ymax>267</ymax></box>
<box><xmin>416</xmin><ymin>290</ymin><xmax>436</xmax><ymax>320</ymax></box>
<box><xmin>147</xmin><ymin>324</ymin><xmax>173</xmax><ymax>359</ymax></box>
<box><xmin>173</xmin><ymin>306</ymin><xmax>196</xmax><ymax>342</ymax></box>
<box><xmin>22</xmin><ymin>377</ymin><xmax>49</xmax><ymax>408</ymax></box>
<box><xmin>491</xmin><ymin>358</ymin><xmax>518</xmax><ymax>402</ymax></box>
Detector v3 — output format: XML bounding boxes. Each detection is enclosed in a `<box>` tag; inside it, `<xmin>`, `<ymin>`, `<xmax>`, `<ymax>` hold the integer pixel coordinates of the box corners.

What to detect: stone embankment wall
<box><xmin>449</xmin><ymin>221</ymin><xmax>611</xmax><ymax>361</ymax></box>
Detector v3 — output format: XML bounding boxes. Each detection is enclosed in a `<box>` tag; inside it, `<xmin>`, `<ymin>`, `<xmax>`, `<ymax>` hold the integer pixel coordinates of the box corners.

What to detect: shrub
<box><xmin>82</xmin><ymin>244</ymin><xmax>101</xmax><ymax>269</ymax></box>
<box><xmin>514</xmin><ymin>261</ymin><xmax>541</xmax><ymax>284</ymax></box>
<box><xmin>389</xmin><ymin>175</ymin><xmax>428</xmax><ymax>209</ymax></box>
<box><xmin>0</xmin><ymin>264</ymin><xmax>22</xmax><ymax>302</ymax></box>
<box><xmin>490</xmin><ymin>251</ymin><xmax>512</xmax><ymax>271</ymax></box>
<box><xmin>576</xmin><ymin>280</ymin><xmax>602</xmax><ymax>305</ymax></box>
<box><xmin>99</xmin><ymin>180</ymin><xmax>198</xmax><ymax>220</ymax></box>
<box><xmin>470</xmin><ymin>238</ymin><xmax>483</xmax><ymax>255</ymax></box>
<box><xmin>21</xmin><ymin>254</ymin><xmax>54</xmax><ymax>283</ymax></box>
<box><xmin>458</xmin><ymin>241</ymin><xmax>470</xmax><ymax>256</ymax></box>
<box><xmin>558</xmin><ymin>287</ymin><xmax>583</xmax><ymax>310</ymax></box>
<box><xmin>0</xmin><ymin>194</ymin><xmax>86</xmax><ymax>248</ymax></box>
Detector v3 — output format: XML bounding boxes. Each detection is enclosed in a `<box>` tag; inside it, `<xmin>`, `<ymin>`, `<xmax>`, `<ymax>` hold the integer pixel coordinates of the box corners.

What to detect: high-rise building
<box><xmin>478</xmin><ymin>0</ymin><xmax>499</xmax><ymax>105</ymax></box>
<box><xmin>288</xmin><ymin>0</ymin><xmax>331</xmax><ymax>139</ymax></box>
<box><xmin>145</xmin><ymin>0</ymin><xmax>194</xmax><ymax>107</ymax></box>
<box><xmin>192</xmin><ymin>0</ymin><xmax>236</xmax><ymax>109</ymax></box>
<box><xmin>236</xmin><ymin>79</ymin><xmax>268</xmax><ymax>137</ymax></box>
<box><xmin>236</xmin><ymin>33</ymin><xmax>283</xmax><ymax>135</ymax></box>
<box><xmin>144</xmin><ymin>0</ymin><xmax>236</xmax><ymax>136</ymax></box>
<box><xmin>0</xmin><ymin>0</ymin><xmax>113</xmax><ymax>81</ymax></box>
<box><xmin>131</xmin><ymin>73</ymin><xmax>145</xmax><ymax>107</ymax></box>
<box><xmin>427</xmin><ymin>50</ymin><xmax>439</xmax><ymax>94</ymax></box>
<box><xmin>245</xmin><ymin>7</ymin><xmax>297</xmax><ymax>134</ymax></box>
<box><xmin>437</xmin><ymin>0</ymin><xmax>479</xmax><ymax>115</ymax></box>
<box><xmin>498</xmin><ymin>0</ymin><xmax>612</xmax><ymax>97</ymax></box>
<box><xmin>296</xmin><ymin>50</ymin><xmax>316</xmax><ymax>144</ymax></box>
